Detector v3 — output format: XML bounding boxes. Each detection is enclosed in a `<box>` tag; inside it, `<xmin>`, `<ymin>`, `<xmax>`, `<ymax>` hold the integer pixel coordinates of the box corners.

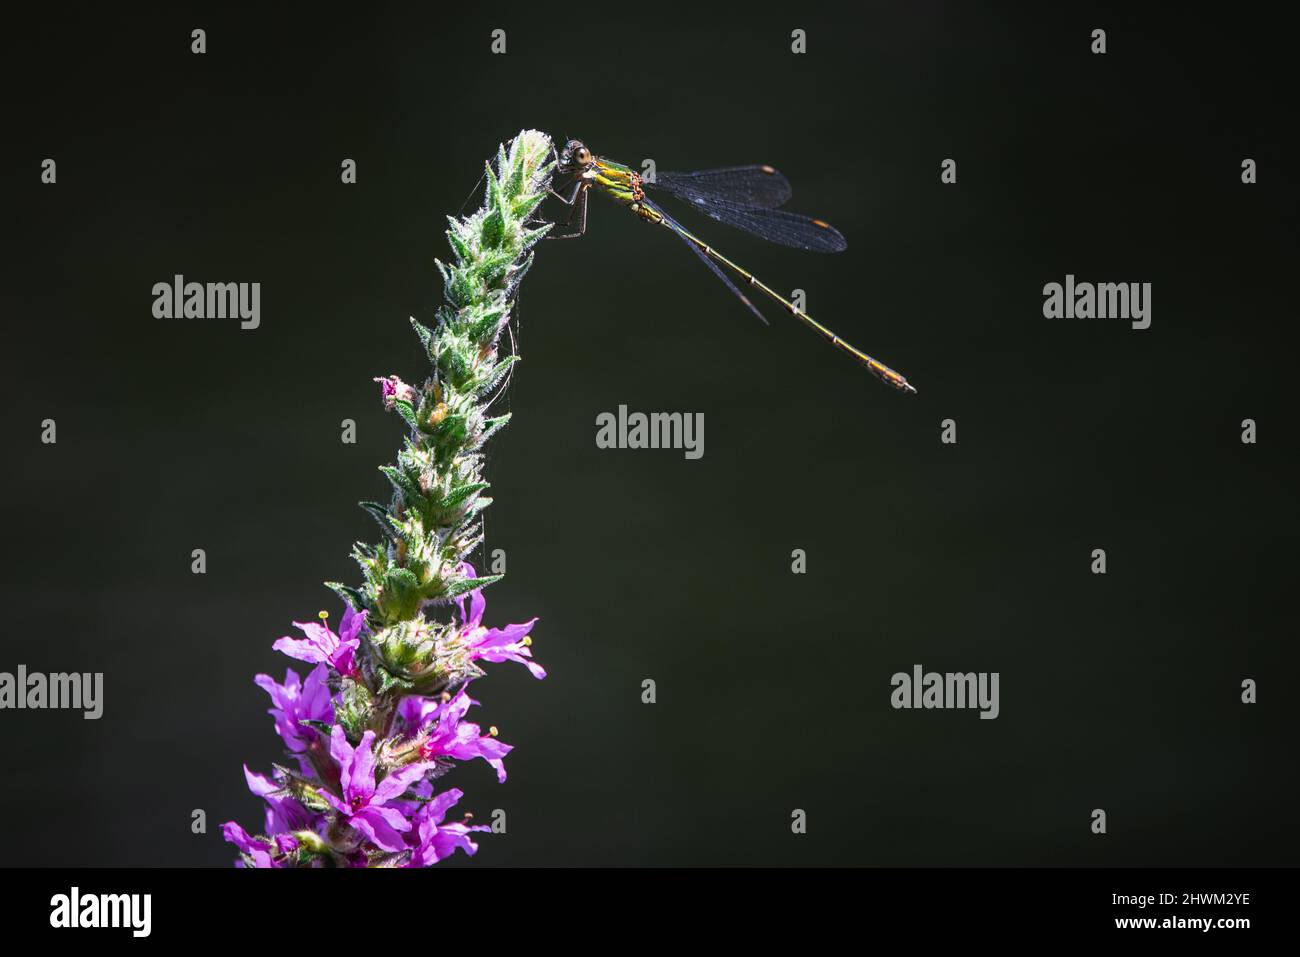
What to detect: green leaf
<box><xmin>374</xmin><ymin>666</ymin><xmax>414</xmax><ymax>695</ymax></box>
<box><xmin>437</xmin><ymin>342</ymin><xmax>469</xmax><ymax>385</ymax></box>
<box><xmin>378</xmin><ymin>567</ymin><xmax>424</xmax><ymax>621</ymax></box>
<box><xmin>477</xmin><ymin>353</ymin><xmax>519</xmax><ymax>396</ymax></box>
<box><xmin>480</xmin><ymin>248</ymin><xmax>515</xmax><ymax>289</ymax></box>
<box><xmin>506</xmin><ymin>250</ymin><xmax>535</xmax><ymax>295</ymax></box>
<box><xmin>448</xmin><ymin>267</ymin><xmax>477</xmax><ymax>307</ymax></box>
<box><xmin>484</xmin><ymin>162</ymin><xmax>502</xmax><ymax>214</ymax></box>
<box><xmin>467</xmin><ymin>301</ymin><xmax>509</xmax><ymax>341</ymax></box>
<box><xmin>410</xmin><ymin>316</ymin><xmax>435</xmax><ymax>356</ymax></box>
<box><xmin>504</xmin><ymin>145</ymin><xmax>526</xmax><ymax>196</ymax></box>
<box><xmin>481</xmin><ymin>207</ymin><xmax>506</xmax><ymax>248</ymax></box>
<box><xmin>325</xmin><ymin>581</ymin><xmax>368</xmax><ymax>612</ymax></box>
<box><xmin>379</xmin><ymin>465</ymin><xmax>422</xmax><ymax>505</ymax></box>
<box><xmin>512</xmin><ymin>192</ymin><xmax>546</xmax><ymax>221</ymax></box>
<box><xmin>445</xmin><ymin>220</ymin><xmax>471</xmax><ymax>262</ymax></box>
<box><xmin>444</xmin><ymin>572</ymin><xmax>502</xmax><ymax>599</ymax></box>
<box><xmin>441</xmin><ymin>481</ymin><xmax>489</xmax><ymax>511</ymax></box>
<box><xmin>358</xmin><ymin>501</ymin><xmax>400</xmax><ymax>542</ymax></box>
<box><xmin>518</xmin><ymin>219</ymin><xmax>551</xmax><ymax>252</ymax></box>
<box><xmin>393</xmin><ymin>398</ymin><xmax>419</xmax><ymax>430</ymax></box>
<box><xmin>479</xmin><ymin>412</ymin><xmax>512</xmax><ymax>444</ymax></box>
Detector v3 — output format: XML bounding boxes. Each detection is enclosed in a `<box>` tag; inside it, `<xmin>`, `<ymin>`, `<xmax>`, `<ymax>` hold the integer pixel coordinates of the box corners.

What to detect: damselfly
<box><xmin>546</xmin><ymin>139</ymin><xmax>916</xmax><ymax>394</ymax></box>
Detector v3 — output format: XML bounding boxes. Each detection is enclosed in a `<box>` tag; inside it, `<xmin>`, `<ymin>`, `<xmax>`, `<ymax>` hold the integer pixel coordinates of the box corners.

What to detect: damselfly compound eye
<box><xmin>574</xmin><ymin>147</ymin><xmax>592</xmax><ymax>165</ymax></box>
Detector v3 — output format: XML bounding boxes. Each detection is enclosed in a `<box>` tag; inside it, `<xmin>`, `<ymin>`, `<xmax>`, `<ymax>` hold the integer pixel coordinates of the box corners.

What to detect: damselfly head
<box><xmin>558</xmin><ymin>139</ymin><xmax>595</xmax><ymax>173</ymax></box>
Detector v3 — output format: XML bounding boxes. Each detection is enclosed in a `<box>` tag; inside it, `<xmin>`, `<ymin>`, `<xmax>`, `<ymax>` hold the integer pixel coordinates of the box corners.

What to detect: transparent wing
<box><xmin>650</xmin><ymin>166</ymin><xmax>793</xmax><ymax>209</ymax></box>
<box><xmin>664</xmin><ymin>195</ymin><xmax>847</xmax><ymax>253</ymax></box>
<box><xmin>649</xmin><ymin>202</ymin><xmax>770</xmax><ymax>326</ymax></box>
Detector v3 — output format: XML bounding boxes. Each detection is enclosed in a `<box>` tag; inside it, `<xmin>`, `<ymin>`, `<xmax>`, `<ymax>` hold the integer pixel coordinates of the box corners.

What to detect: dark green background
<box><xmin>4</xmin><ymin>4</ymin><xmax>1295</xmax><ymax>866</ymax></box>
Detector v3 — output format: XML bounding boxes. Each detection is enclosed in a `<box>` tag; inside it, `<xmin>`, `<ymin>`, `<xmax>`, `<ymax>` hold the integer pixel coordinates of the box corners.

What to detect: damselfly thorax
<box><xmin>547</xmin><ymin>138</ymin><xmax>916</xmax><ymax>394</ymax></box>
<box><xmin>589</xmin><ymin>163</ymin><xmax>666</xmax><ymax>229</ymax></box>
<box><xmin>589</xmin><ymin>160</ymin><xmax>645</xmax><ymax>204</ymax></box>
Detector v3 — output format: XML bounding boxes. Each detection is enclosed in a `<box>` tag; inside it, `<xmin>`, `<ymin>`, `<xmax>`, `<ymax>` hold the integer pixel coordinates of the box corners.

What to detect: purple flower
<box><xmin>398</xmin><ymin>688</ymin><xmax>513</xmax><ymax>782</ymax></box>
<box><xmin>406</xmin><ymin>788</ymin><xmax>490</xmax><ymax>866</ymax></box>
<box><xmin>253</xmin><ymin>664</ymin><xmax>333</xmax><ymax>753</ymax></box>
<box><xmin>324</xmin><ymin>727</ymin><xmax>434</xmax><ymax>853</ymax></box>
<box><xmin>244</xmin><ymin>765</ymin><xmax>318</xmax><ymax>836</ymax></box>
<box><xmin>455</xmin><ymin>563</ymin><xmax>545</xmax><ymax>679</ymax></box>
<box><xmin>273</xmin><ymin>605</ymin><xmax>365</xmax><ymax>679</ymax></box>
<box><xmin>222</xmin><ymin>821</ymin><xmax>298</xmax><ymax>868</ymax></box>
<box><xmin>374</xmin><ymin>374</ymin><xmax>418</xmax><ymax>411</ymax></box>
